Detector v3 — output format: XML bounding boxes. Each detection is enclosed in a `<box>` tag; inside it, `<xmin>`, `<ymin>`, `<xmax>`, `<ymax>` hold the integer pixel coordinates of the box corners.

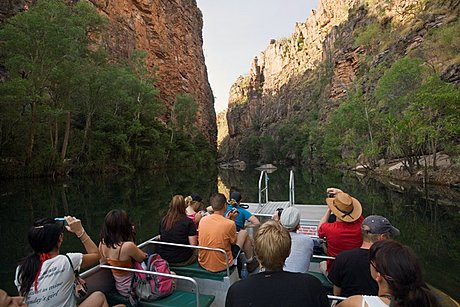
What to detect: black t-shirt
<box><xmin>156</xmin><ymin>216</ymin><xmax>197</xmax><ymax>264</ymax></box>
<box><xmin>328</xmin><ymin>247</ymin><xmax>378</xmax><ymax>297</ymax></box>
<box><xmin>225</xmin><ymin>270</ymin><xmax>329</xmax><ymax>307</ymax></box>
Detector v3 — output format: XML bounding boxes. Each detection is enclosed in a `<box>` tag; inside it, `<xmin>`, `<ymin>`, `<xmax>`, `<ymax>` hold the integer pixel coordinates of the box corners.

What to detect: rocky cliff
<box><xmin>216</xmin><ymin>110</ymin><xmax>228</xmax><ymax>148</ymax></box>
<box><xmin>1</xmin><ymin>0</ymin><xmax>216</xmax><ymax>145</ymax></box>
<box><xmin>222</xmin><ymin>0</ymin><xmax>460</xmax><ymax>163</ymax></box>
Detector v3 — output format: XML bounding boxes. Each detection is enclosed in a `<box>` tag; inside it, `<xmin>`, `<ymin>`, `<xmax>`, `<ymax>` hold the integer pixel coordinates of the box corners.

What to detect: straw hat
<box><xmin>326</xmin><ymin>192</ymin><xmax>362</xmax><ymax>222</ymax></box>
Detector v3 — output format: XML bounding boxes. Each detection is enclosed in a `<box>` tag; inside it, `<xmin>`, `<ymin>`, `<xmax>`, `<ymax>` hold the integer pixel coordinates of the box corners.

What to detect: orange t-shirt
<box><xmin>198</xmin><ymin>214</ymin><xmax>237</xmax><ymax>272</ymax></box>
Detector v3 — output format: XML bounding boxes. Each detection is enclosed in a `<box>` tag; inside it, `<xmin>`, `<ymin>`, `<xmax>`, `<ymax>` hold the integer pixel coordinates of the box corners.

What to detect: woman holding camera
<box><xmin>14</xmin><ymin>216</ymin><xmax>110</xmax><ymax>307</ymax></box>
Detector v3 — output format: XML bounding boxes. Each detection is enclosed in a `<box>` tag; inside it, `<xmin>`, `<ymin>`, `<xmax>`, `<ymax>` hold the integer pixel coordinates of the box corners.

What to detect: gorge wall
<box><xmin>219</xmin><ymin>0</ymin><xmax>460</xmax><ymax>163</ymax></box>
<box><xmin>1</xmin><ymin>0</ymin><xmax>216</xmax><ymax>144</ymax></box>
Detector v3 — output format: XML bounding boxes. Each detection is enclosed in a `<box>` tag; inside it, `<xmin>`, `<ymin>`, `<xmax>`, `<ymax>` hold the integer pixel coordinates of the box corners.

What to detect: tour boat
<box><xmin>81</xmin><ymin>170</ymin><xmax>341</xmax><ymax>306</ymax></box>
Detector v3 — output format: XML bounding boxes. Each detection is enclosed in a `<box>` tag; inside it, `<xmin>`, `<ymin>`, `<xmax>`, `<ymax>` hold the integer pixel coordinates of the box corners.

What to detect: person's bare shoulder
<box><xmin>337</xmin><ymin>295</ymin><xmax>363</xmax><ymax>307</ymax></box>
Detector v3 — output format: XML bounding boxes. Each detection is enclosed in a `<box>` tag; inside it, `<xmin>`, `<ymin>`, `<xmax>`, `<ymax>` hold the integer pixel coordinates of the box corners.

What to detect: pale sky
<box><xmin>196</xmin><ymin>0</ymin><xmax>318</xmax><ymax>113</ymax></box>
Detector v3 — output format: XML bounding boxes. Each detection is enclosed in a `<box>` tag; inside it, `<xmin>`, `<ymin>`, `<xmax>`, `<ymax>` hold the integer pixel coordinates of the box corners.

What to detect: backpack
<box><xmin>128</xmin><ymin>253</ymin><xmax>175</xmax><ymax>306</ymax></box>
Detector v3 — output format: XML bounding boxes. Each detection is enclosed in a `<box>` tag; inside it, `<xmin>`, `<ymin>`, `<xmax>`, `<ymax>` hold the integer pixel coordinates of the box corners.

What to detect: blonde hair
<box><xmin>362</xmin><ymin>225</ymin><xmax>390</xmax><ymax>243</ymax></box>
<box><xmin>255</xmin><ymin>220</ymin><xmax>291</xmax><ymax>271</ymax></box>
<box><xmin>184</xmin><ymin>196</ymin><xmax>192</xmax><ymax>207</ymax></box>
<box><xmin>189</xmin><ymin>200</ymin><xmax>201</xmax><ymax>211</ymax></box>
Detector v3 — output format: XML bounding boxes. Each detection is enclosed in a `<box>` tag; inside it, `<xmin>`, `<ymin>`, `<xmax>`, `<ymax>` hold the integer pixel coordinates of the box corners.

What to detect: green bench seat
<box><xmin>106</xmin><ymin>289</ymin><xmax>215</xmax><ymax>307</ymax></box>
<box><xmin>308</xmin><ymin>271</ymin><xmax>333</xmax><ymax>293</ymax></box>
<box><xmin>170</xmin><ymin>262</ymin><xmax>236</xmax><ymax>281</ymax></box>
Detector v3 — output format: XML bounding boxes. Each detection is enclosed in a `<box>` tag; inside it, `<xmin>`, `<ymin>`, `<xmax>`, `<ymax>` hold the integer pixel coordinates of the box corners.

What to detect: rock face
<box><xmin>221</xmin><ymin>0</ymin><xmax>459</xmax><ymax>162</ymax></box>
<box><xmin>1</xmin><ymin>0</ymin><xmax>216</xmax><ymax>145</ymax></box>
<box><xmin>224</xmin><ymin>0</ymin><xmax>361</xmax><ymax>160</ymax></box>
<box><xmin>216</xmin><ymin>110</ymin><xmax>228</xmax><ymax>148</ymax></box>
<box><xmin>89</xmin><ymin>0</ymin><xmax>216</xmax><ymax>144</ymax></box>
<box><xmin>0</xmin><ymin>0</ymin><xmax>31</xmax><ymax>23</ymax></box>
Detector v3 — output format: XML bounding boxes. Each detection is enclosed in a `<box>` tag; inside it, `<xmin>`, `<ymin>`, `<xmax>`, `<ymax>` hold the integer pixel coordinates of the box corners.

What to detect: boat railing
<box><xmin>258</xmin><ymin>170</ymin><xmax>269</xmax><ymax>206</ymax></box>
<box><xmin>312</xmin><ymin>255</ymin><xmax>336</xmax><ymax>260</ymax></box>
<box><xmin>99</xmin><ymin>264</ymin><xmax>202</xmax><ymax>307</ymax></box>
<box><xmin>258</xmin><ymin>169</ymin><xmax>295</xmax><ymax>206</ymax></box>
<box><xmin>328</xmin><ymin>295</ymin><xmax>347</xmax><ymax>301</ymax></box>
<box><xmin>147</xmin><ymin>240</ymin><xmax>231</xmax><ymax>277</ymax></box>
<box><xmin>289</xmin><ymin>169</ymin><xmax>295</xmax><ymax>205</ymax></box>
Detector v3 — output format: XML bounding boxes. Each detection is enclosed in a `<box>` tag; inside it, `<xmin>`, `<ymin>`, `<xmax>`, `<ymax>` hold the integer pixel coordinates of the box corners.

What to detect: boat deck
<box><xmin>244</xmin><ymin>202</ymin><xmax>328</xmax><ymax>236</ymax></box>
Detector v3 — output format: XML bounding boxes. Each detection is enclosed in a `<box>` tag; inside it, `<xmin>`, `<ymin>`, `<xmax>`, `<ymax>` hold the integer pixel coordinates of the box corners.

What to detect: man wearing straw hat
<box><xmin>318</xmin><ymin>188</ymin><xmax>364</xmax><ymax>275</ymax></box>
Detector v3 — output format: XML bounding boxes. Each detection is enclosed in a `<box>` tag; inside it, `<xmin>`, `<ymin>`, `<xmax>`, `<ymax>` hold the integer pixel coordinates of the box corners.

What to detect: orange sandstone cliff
<box><xmin>1</xmin><ymin>0</ymin><xmax>216</xmax><ymax>145</ymax></box>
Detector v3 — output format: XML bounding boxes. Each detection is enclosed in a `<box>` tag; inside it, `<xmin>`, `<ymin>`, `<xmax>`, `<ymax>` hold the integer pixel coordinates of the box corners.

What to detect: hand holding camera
<box><xmin>226</xmin><ymin>207</ymin><xmax>239</xmax><ymax>220</ymax></box>
<box><xmin>64</xmin><ymin>216</ymin><xmax>85</xmax><ymax>238</ymax></box>
<box><xmin>326</xmin><ymin>187</ymin><xmax>343</xmax><ymax>198</ymax></box>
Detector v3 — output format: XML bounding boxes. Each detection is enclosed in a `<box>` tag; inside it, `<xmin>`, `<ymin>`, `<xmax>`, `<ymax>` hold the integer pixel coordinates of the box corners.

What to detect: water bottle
<box><xmin>240</xmin><ymin>262</ymin><xmax>249</xmax><ymax>279</ymax></box>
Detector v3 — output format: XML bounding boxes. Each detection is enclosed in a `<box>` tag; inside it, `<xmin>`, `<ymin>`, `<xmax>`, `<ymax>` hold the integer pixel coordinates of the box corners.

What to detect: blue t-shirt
<box><xmin>225</xmin><ymin>204</ymin><xmax>253</xmax><ymax>231</ymax></box>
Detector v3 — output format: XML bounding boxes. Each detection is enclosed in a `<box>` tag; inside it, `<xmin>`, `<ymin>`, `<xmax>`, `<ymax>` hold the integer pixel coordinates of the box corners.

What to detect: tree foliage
<box><xmin>320</xmin><ymin>55</ymin><xmax>459</xmax><ymax>173</ymax></box>
<box><xmin>0</xmin><ymin>0</ymin><xmax>214</xmax><ymax>177</ymax></box>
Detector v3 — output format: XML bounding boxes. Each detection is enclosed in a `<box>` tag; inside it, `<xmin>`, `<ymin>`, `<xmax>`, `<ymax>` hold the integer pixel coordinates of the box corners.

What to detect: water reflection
<box><xmin>0</xmin><ymin>166</ymin><xmax>458</xmax><ymax>302</ymax></box>
<box><xmin>0</xmin><ymin>168</ymin><xmax>217</xmax><ymax>295</ymax></box>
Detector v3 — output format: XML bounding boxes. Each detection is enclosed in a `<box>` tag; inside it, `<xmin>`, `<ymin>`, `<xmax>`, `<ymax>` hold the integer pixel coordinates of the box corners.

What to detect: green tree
<box><xmin>0</xmin><ymin>0</ymin><xmax>105</xmax><ymax>169</ymax></box>
<box><xmin>374</xmin><ymin>57</ymin><xmax>426</xmax><ymax>173</ymax></box>
<box><xmin>408</xmin><ymin>76</ymin><xmax>460</xmax><ymax>168</ymax></box>
<box><xmin>0</xmin><ymin>0</ymin><xmax>172</xmax><ymax>177</ymax></box>
<box><xmin>276</xmin><ymin>117</ymin><xmax>310</xmax><ymax>164</ymax></box>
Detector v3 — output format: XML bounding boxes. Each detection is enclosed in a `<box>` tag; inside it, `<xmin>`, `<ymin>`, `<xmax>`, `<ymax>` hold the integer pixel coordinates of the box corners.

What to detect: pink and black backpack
<box><xmin>128</xmin><ymin>253</ymin><xmax>174</xmax><ymax>306</ymax></box>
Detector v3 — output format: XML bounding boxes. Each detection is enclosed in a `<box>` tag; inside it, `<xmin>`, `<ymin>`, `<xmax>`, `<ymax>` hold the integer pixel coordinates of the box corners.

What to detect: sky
<box><xmin>196</xmin><ymin>0</ymin><xmax>318</xmax><ymax>113</ymax></box>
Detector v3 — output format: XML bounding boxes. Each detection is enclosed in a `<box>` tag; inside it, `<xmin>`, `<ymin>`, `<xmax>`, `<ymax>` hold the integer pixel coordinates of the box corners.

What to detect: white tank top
<box><xmin>362</xmin><ymin>295</ymin><xmax>390</xmax><ymax>307</ymax></box>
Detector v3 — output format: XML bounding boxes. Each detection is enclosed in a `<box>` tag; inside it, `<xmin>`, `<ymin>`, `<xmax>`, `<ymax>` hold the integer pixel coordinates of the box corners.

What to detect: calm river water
<box><xmin>1</xmin><ymin>166</ymin><xmax>459</xmax><ymax>302</ymax></box>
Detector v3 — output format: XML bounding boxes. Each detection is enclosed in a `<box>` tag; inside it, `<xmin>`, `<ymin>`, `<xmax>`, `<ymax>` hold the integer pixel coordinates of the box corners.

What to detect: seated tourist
<box><xmin>276</xmin><ymin>207</ymin><xmax>314</xmax><ymax>273</ymax></box>
<box><xmin>15</xmin><ymin>217</ymin><xmax>111</xmax><ymax>307</ymax></box>
<box><xmin>198</xmin><ymin>193</ymin><xmax>255</xmax><ymax>272</ymax></box>
<box><xmin>329</xmin><ymin>215</ymin><xmax>400</xmax><ymax>298</ymax></box>
<box><xmin>338</xmin><ymin>240</ymin><xmax>440</xmax><ymax>307</ymax></box>
<box><xmin>225</xmin><ymin>191</ymin><xmax>260</xmax><ymax>231</ymax></box>
<box><xmin>318</xmin><ymin>187</ymin><xmax>364</xmax><ymax>274</ymax></box>
<box><xmin>185</xmin><ymin>193</ymin><xmax>203</xmax><ymax>227</ymax></box>
<box><xmin>99</xmin><ymin>209</ymin><xmax>147</xmax><ymax>297</ymax></box>
<box><xmin>156</xmin><ymin>195</ymin><xmax>198</xmax><ymax>266</ymax></box>
<box><xmin>225</xmin><ymin>220</ymin><xmax>329</xmax><ymax>307</ymax></box>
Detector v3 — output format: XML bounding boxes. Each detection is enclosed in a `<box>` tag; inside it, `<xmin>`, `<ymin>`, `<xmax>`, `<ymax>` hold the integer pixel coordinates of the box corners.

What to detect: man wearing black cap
<box><xmin>328</xmin><ymin>215</ymin><xmax>400</xmax><ymax>298</ymax></box>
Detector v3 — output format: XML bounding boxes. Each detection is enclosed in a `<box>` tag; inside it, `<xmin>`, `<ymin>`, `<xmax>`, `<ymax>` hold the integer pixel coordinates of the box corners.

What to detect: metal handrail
<box><xmin>100</xmin><ymin>264</ymin><xmax>202</xmax><ymax>307</ymax></box>
<box><xmin>147</xmin><ymin>240</ymin><xmax>231</xmax><ymax>277</ymax></box>
<box><xmin>258</xmin><ymin>170</ymin><xmax>269</xmax><ymax>206</ymax></box>
<box><xmin>312</xmin><ymin>255</ymin><xmax>336</xmax><ymax>260</ymax></box>
<box><xmin>328</xmin><ymin>295</ymin><xmax>347</xmax><ymax>301</ymax></box>
<box><xmin>289</xmin><ymin>170</ymin><xmax>295</xmax><ymax>205</ymax></box>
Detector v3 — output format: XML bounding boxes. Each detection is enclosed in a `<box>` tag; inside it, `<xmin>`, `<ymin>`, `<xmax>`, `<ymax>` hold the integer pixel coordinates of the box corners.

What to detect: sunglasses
<box><xmin>370</xmin><ymin>261</ymin><xmax>394</xmax><ymax>281</ymax></box>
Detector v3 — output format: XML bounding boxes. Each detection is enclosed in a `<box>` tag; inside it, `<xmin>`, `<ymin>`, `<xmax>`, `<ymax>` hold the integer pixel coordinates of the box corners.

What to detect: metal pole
<box><xmin>265</xmin><ymin>172</ymin><xmax>269</xmax><ymax>203</ymax></box>
<box><xmin>258</xmin><ymin>171</ymin><xmax>264</xmax><ymax>206</ymax></box>
<box><xmin>289</xmin><ymin>170</ymin><xmax>295</xmax><ymax>206</ymax></box>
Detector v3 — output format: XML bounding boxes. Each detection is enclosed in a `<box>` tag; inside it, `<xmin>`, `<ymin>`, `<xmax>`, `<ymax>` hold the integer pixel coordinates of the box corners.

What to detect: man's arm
<box><xmin>247</xmin><ymin>215</ymin><xmax>260</xmax><ymax>226</ymax></box>
<box><xmin>333</xmin><ymin>285</ymin><xmax>342</xmax><ymax>296</ymax></box>
<box><xmin>318</xmin><ymin>208</ymin><xmax>331</xmax><ymax>228</ymax></box>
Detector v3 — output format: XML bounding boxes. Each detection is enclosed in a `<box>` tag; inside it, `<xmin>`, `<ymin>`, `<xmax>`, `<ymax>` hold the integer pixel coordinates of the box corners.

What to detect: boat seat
<box><xmin>308</xmin><ymin>271</ymin><xmax>333</xmax><ymax>293</ymax></box>
<box><xmin>170</xmin><ymin>262</ymin><xmax>236</xmax><ymax>281</ymax></box>
<box><xmin>106</xmin><ymin>289</ymin><xmax>215</xmax><ymax>307</ymax></box>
